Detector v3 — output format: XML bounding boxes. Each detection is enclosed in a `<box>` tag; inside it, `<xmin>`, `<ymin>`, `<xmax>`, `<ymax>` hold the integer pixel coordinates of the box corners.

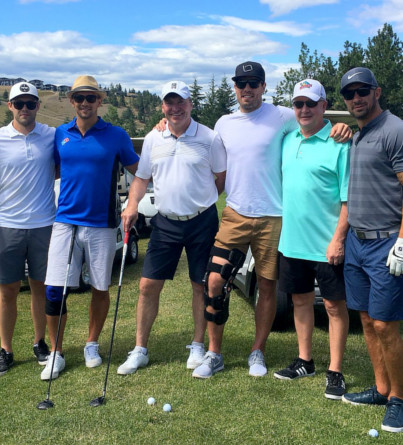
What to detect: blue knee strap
<box><xmin>45</xmin><ymin>286</ymin><xmax>68</xmax><ymax>316</ymax></box>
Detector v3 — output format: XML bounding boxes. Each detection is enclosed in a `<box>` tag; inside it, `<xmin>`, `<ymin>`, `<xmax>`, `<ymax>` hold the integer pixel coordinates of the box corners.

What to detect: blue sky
<box><xmin>1</xmin><ymin>0</ymin><xmax>402</xmax><ymax>96</ymax></box>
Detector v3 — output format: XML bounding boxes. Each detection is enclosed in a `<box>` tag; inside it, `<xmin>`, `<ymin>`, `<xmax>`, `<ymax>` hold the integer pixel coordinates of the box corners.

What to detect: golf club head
<box><xmin>89</xmin><ymin>396</ymin><xmax>105</xmax><ymax>407</ymax></box>
<box><xmin>37</xmin><ymin>399</ymin><xmax>54</xmax><ymax>410</ymax></box>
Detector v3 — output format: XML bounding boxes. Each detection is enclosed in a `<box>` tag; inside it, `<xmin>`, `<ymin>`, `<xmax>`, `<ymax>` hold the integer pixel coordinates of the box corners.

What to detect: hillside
<box><xmin>0</xmin><ymin>86</ymin><xmax>152</xmax><ymax>135</ymax></box>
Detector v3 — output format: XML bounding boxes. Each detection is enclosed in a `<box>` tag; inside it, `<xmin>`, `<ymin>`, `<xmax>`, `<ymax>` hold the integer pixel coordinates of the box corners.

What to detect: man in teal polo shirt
<box><xmin>273</xmin><ymin>79</ymin><xmax>350</xmax><ymax>400</ymax></box>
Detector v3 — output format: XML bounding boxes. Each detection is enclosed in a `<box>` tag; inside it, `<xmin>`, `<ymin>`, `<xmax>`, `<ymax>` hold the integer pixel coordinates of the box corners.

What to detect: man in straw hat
<box><xmin>41</xmin><ymin>75</ymin><xmax>139</xmax><ymax>380</ymax></box>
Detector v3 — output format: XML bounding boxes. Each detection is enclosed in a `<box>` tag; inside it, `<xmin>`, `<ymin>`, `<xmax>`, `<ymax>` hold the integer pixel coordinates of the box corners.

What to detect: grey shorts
<box><xmin>0</xmin><ymin>226</ymin><xmax>52</xmax><ymax>284</ymax></box>
<box><xmin>45</xmin><ymin>222</ymin><xmax>116</xmax><ymax>291</ymax></box>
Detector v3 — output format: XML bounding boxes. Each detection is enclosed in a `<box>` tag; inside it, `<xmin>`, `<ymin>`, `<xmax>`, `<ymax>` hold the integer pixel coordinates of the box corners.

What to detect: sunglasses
<box><xmin>12</xmin><ymin>100</ymin><xmax>38</xmax><ymax>110</ymax></box>
<box><xmin>292</xmin><ymin>100</ymin><xmax>319</xmax><ymax>109</ymax></box>
<box><xmin>342</xmin><ymin>86</ymin><xmax>375</xmax><ymax>101</ymax></box>
<box><xmin>235</xmin><ymin>80</ymin><xmax>262</xmax><ymax>89</ymax></box>
<box><xmin>73</xmin><ymin>94</ymin><xmax>99</xmax><ymax>104</ymax></box>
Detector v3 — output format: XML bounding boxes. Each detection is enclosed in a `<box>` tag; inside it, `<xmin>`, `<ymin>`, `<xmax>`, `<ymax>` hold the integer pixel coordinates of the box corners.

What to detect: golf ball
<box><xmin>147</xmin><ymin>397</ymin><xmax>156</xmax><ymax>406</ymax></box>
<box><xmin>163</xmin><ymin>403</ymin><xmax>172</xmax><ymax>412</ymax></box>
<box><xmin>368</xmin><ymin>429</ymin><xmax>379</xmax><ymax>438</ymax></box>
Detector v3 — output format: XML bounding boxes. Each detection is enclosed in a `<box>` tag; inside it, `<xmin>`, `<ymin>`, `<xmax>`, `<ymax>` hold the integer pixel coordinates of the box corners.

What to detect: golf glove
<box><xmin>386</xmin><ymin>237</ymin><xmax>403</xmax><ymax>276</ymax></box>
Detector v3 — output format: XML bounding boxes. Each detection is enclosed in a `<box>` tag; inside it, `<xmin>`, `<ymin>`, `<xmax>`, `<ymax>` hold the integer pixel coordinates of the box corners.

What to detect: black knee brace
<box><xmin>203</xmin><ymin>247</ymin><xmax>246</xmax><ymax>325</ymax></box>
<box><xmin>45</xmin><ymin>285</ymin><xmax>68</xmax><ymax>316</ymax></box>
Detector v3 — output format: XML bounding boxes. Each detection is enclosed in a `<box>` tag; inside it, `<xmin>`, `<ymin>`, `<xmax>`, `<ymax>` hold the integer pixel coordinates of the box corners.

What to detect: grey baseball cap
<box><xmin>340</xmin><ymin>67</ymin><xmax>378</xmax><ymax>93</ymax></box>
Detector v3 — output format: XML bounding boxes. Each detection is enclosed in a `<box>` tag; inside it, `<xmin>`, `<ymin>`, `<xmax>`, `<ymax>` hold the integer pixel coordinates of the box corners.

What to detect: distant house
<box><xmin>29</xmin><ymin>80</ymin><xmax>44</xmax><ymax>89</ymax></box>
<box><xmin>43</xmin><ymin>84</ymin><xmax>58</xmax><ymax>91</ymax></box>
<box><xmin>57</xmin><ymin>85</ymin><xmax>71</xmax><ymax>93</ymax></box>
<box><xmin>0</xmin><ymin>77</ymin><xmax>27</xmax><ymax>86</ymax></box>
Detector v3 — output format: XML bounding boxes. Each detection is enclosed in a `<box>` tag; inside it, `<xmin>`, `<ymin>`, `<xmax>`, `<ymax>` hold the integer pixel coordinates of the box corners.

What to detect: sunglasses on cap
<box><xmin>12</xmin><ymin>100</ymin><xmax>38</xmax><ymax>110</ymax></box>
<box><xmin>235</xmin><ymin>80</ymin><xmax>262</xmax><ymax>89</ymax></box>
<box><xmin>342</xmin><ymin>86</ymin><xmax>376</xmax><ymax>101</ymax></box>
<box><xmin>72</xmin><ymin>94</ymin><xmax>99</xmax><ymax>104</ymax></box>
<box><xmin>292</xmin><ymin>100</ymin><xmax>319</xmax><ymax>109</ymax></box>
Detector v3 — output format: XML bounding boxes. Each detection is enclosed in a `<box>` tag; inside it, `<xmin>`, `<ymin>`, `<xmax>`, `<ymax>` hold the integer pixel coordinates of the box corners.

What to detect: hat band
<box><xmin>72</xmin><ymin>86</ymin><xmax>100</xmax><ymax>92</ymax></box>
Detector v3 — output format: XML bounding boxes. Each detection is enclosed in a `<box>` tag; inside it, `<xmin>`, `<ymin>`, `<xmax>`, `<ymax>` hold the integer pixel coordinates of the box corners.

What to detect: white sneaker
<box><xmin>41</xmin><ymin>351</ymin><xmax>65</xmax><ymax>380</ymax></box>
<box><xmin>248</xmin><ymin>350</ymin><xmax>267</xmax><ymax>377</ymax></box>
<box><xmin>84</xmin><ymin>342</ymin><xmax>102</xmax><ymax>368</ymax></box>
<box><xmin>117</xmin><ymin>346</ymin><xmax>149</xmax><ymax>375</ymax></box>
<box><xmin>186</xmin><ymin>342</ymin><xmax>205</xmax><ymax>369</ymax></box>
<box><xmin>192</xmin><ymin>351</ymin><xmax>224</xmax><ymax>379</ymax></box>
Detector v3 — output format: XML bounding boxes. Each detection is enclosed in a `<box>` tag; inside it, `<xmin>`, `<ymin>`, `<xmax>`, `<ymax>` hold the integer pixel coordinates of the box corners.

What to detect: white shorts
<box><xmin>45</xmin><ymin>222</ymin><xmax>116</xmax><ymax>291</ymax></box>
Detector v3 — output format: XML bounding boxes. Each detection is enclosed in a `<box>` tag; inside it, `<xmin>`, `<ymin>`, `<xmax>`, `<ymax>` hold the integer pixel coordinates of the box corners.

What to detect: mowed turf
<box><xmin>1</xmin><ymin>199</ymin><xmax>402</xmax><ymax>444</ymax></box>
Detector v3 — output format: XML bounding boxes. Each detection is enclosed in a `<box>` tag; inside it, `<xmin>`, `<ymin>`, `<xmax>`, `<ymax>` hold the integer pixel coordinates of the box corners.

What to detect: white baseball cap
<box><xmin>292</xmin><ymin>79</ymin><xmax>326</xmax><ymax>102</ymax></box>
<box><xmin>9</xmin><ymin>82</ymin><xmax>39</xmax><ymax>101</ymax></box>
<box><xmin>161</xmin><ymin>81</ymin><xmax>190</xmax><ymax>100</ymax></box>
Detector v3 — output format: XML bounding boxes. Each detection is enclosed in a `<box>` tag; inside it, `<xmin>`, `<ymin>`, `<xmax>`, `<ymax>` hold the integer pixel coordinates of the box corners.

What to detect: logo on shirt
<box><xmin>61</xmin><ymin>137</ymin><xmax>70</xmax><ymax>146</ymax></box>
<box><xmin>298</xmin><ymin>81</ymin><xmax>312</xmax><ymax>90</ymax></box>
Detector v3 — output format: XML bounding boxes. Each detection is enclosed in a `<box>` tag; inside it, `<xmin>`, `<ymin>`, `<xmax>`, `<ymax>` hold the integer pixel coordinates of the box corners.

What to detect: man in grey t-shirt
<box><xmin>339</xmin><ymin>67</ymin><xmax>403</xmax><ymax>435</ymax></box>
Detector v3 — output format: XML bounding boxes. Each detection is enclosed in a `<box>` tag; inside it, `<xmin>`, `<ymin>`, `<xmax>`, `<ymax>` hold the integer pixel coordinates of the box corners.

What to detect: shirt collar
<box><xmin>162</xmin><ymin>118</ymin><xmax>197</xmax><ymax>138</ymax></box>
<box><xmin>296</xmin><ymin>119</ymin><xmax>331</xmax><ymax>141</ymax></box>
<box><xmin>67</xmin><ymin>116</ymin><xmax>108</xmax><ymax>133</ymax></box>
<box><xmin>7</xmin><ymin>121</ymin><xmax>42</xmax><ymax>138</ymax></box>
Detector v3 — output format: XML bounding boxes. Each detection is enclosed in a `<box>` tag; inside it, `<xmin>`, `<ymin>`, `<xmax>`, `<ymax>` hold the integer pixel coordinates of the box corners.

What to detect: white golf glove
<box><xmin>386</xmin><ymin>237</ymin><xmax>403</xmax><ymax>276</ymax></box>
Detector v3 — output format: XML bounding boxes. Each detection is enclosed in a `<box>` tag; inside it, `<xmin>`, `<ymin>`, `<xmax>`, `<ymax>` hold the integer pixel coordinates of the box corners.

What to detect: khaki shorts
<box><xmin>214</xmin><ymin>206</ymin><xmax>282</xmax><ymax>280</ymax></box>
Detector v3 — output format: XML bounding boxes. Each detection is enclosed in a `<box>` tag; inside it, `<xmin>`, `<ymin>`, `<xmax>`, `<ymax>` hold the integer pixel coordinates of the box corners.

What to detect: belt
<box><xmin>159</xmin><ymin>207</ymin><xmax>208</xmax><ymax>221</ymax></box>
<box><xmin>351</xmin><ymin>228</ymin><xmax>399</xmax><ymax>240</ymax></box>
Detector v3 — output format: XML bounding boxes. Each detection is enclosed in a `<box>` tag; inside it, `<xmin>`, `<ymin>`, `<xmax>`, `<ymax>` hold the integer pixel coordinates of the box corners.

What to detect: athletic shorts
<box><xmin>344</xmin><ymin>229</ymin><xmax>403</xmax><ymax>321</ymax></box>
<box><xmin>45</xmin><ymin>222</ymin><xmax>116</xmax><ymax>291</ymax></box>
<box><xmin>142</xmin><ymin>205</ymin><xmax>218</xmax><ymax>283</ymax></box>
<box><xmin>278</xmin><ymin>253</ymin><xmax>346</xmax><ymax>300</ymax></box>
<box><xmin>214</xmin><ymin>206</ymin><xmax>281</xmax><ymax>280</ymax></box>
<box><xmin>0</xmin><ymin>226</ymin><xmax>52</xmax><ymax>284</ymax></box>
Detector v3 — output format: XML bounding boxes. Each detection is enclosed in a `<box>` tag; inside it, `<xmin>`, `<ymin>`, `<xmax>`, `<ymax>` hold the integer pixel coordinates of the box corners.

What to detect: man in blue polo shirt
<box><xmin>339</xmin><ymin>67</ymin><xmax>403</xmax><ymax>434</ymax></box>
<box><xmin>273</xmin><ymin>79</ymin><xmax>350</xmax><ymax>400</ymax></box>
<box><xmin>41</xmin><ymin>75</ymin><xmax>139</xmax><ymax>380</ymax></box>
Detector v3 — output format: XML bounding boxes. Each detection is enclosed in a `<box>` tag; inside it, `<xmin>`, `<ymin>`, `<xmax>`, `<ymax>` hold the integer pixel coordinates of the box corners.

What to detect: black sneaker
<box><xmin>342</xmin><ymin>385</ymin><xmax>388</xmax><ymax>406</ymax></box>
<box><xmin>273</xmin><ymin>357</ymin><xmax>315</xmax><ymax>380</ymax></box>
<box><xmin>33</xmin><ymin>339</ymin><xmax>50</xmax><ymax>366</ymax></box>
<box><xmin>0</xmin><ymin>348</ymin><xmax>14</xmax><ymax>376</ymax></box>
<box><xmin>325</xmin><ymin>370</ymin><xmax>346</xmax><ymax>400</ymax></box>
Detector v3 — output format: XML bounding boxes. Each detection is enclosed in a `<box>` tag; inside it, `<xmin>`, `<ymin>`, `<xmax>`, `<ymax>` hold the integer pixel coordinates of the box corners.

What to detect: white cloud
<box><xmin>133</xmin><ymin>24</ymin><xmax>287</xmax><ymax>57</ymax></box>
<box><xmin>0</xmin><ymin>29</ymin><xmax>293</xmax><ymax>93</ymax></box>
<box><xmin>259</xmin><ymin>0</ymin><xmax>339</xmax><ymax>17</ymax></box>
<box><xmin>219</xmin><ymin>16</ymin><xmax>312</xmax><ymax>37</ymax></box>
<box><xmin>347</xmin><ymin>0</ymin><xmax>403</xmax><ymax>33</ymax></box>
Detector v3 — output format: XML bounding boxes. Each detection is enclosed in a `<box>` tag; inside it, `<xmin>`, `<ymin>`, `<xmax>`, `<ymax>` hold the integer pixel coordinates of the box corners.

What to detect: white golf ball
<box><xmin>368</xmin><ymin>429</ymin><xmax>379</xmax><ymax>438</ymax></box>
<box><xmin>147</xmin><ymin>397</ymin><xmax>156</xmax><ymax>406</ymax></box>
<box><xmin>163</xmin><ymin>403</ymin><xmax>172</xmax><ymax>412</ymax></box>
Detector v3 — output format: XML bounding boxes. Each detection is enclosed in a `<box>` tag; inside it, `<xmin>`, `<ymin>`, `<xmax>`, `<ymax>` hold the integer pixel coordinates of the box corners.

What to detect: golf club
<box><xmin>90</xmin><ymin>231</ymin><xmax>129</xmax><ymax>407</ymax></box>
<box><xmin>37</xmin><ymin>225</ymin><xmax>77</xmax><ymax>410</ymax></box>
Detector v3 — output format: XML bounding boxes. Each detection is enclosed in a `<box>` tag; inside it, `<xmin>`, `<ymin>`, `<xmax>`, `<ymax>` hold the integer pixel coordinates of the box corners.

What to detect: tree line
<box><xmin>273</xmin><ymin>23</ymin><xmax>402</xmax><ymax>118</ymax></box>
<box><xmin>101</xmin><ymin>76</ymin><xmax>237</xmax><ymax>136</ymax></box>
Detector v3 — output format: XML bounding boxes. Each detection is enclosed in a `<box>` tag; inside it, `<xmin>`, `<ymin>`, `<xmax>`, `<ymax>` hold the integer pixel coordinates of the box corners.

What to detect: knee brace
<box><xmin>45</xmin><ymin>285</ymin><xmax>68</xmax><ymax>316</ymax></box>
<box><xmin>203</xmin><ymin>247</ymin><xmax>246</xmax><ymax>325</ymax></box>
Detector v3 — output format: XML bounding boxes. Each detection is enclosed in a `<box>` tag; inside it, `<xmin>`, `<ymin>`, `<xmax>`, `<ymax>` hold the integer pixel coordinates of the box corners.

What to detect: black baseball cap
<box><xmin>340</xmin><ymin>67</ymin><xmax>378</xmax><ymax>93</ymax></box>
<box><xmin>232</xmin><ymin>61</ymin><xmax>265</xmax><ymax>82</ymax></box>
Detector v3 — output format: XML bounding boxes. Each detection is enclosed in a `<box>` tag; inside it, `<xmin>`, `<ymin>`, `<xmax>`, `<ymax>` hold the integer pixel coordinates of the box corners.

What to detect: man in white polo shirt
<box><xmin>117</xmin><ymin>81</ymin><xmax>227</xmax><ymax>374</ymax></box>
<box><xmin>0</xmin><ymin>82</ymin><xmax>55</xmax><ymax>375</ymax></box>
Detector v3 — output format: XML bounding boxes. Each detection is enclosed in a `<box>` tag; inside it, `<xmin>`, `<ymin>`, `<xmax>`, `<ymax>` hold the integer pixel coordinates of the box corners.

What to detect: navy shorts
<box><xmin>344</xmin><ymin>229</ymin><xmax>403</xmax><ymax>321</ymax></box>
<box><xmin>278</xmin><ymin>253</ymin><xmax>346</xmax><ymax>300</ymax></box>
<box><xmin>142</xmin><ymin>205</ymin><xmax>219</xmax><ymax>283</ymax></box>
<box><xmin>0</xmin><ymin>226</ymin><xmax>52</xmax><ymax>284</ymax></box>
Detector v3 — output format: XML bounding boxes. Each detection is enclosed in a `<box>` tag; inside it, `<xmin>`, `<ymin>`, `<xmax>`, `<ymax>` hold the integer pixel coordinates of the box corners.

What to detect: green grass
<box><xmin>1</xmin><ymin>200</ymin><xmax>401</xmax><ymax>444</ymax></box>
